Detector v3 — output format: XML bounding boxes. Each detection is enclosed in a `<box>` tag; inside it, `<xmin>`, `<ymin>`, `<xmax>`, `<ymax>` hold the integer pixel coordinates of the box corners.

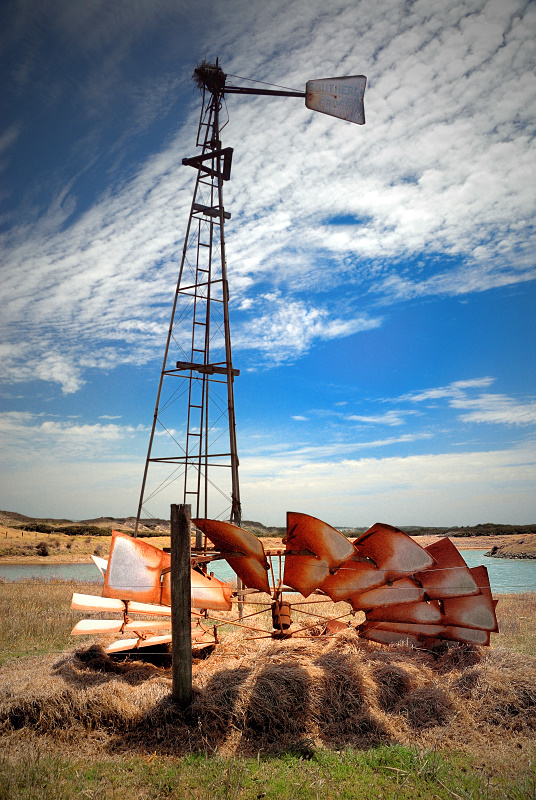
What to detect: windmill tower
<box><xmin>134</xmin><ymin>62</ymin><xmax>240</xmax><ymax>534</ymax></box>
<box><xmin>134</xmin><ymin>61</ymin><xmax>367</xmax><ymax>536</ymax></box>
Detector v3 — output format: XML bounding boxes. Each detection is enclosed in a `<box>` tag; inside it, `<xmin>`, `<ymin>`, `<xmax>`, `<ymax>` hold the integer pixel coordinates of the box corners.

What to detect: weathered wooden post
<box><xmin>170</xmin><ymin>503</ymin><xmax>192</xmax><ymax>707</ymax></box>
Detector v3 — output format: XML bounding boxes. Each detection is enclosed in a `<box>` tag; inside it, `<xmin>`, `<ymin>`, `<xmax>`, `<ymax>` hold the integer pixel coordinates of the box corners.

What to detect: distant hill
<box><xmin>0</xmin><ymin>511</ymin><xmax>534</xmax><ymax>538</ymax></box>
<box><xmin>0</xmin><ymin>510</ymin><xmax>169</xmax><ymax>536</ymax></box>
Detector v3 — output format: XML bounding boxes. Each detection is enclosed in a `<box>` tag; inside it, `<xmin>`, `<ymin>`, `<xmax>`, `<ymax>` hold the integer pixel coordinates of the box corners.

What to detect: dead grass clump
<box><xmin>0</xmin><ymin>650</ymin><xmax>171</xmax><ymax>737</ymax></box>
<box><xmin>400</xmin><ymin>686</ymin><xmax>454</xmax><ymax>730</ymax></box>
<box><xmin>374</xmin><ymin>664</ymin><xmax>414</xmax><ymax>711</ymax></box>
<box><xmin>434</xmin><ymin>642</ymin><xmax>484</xmax><ymax>673</ymax></box>
<box><xmin>453</xmin><ymin>648</ymin><xmax>536</xmax><ymax>732</ymax></box>
<box><xmin>242</xmin><ymin>662</ymin><xmax>312</xmax><ymax>740</ymax></box>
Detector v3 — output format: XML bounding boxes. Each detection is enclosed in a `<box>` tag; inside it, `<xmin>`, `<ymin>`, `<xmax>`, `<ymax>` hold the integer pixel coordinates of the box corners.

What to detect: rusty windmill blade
<box><xmin>189</xmin><ymin>569</ymin><xmax>233</xmax><ymax>611</ymax></box>
<box><xmin>283</xmin><ymin>512</ymin><xmax>356</xmax><ymax>597</ymax></box>
<box><xmin>71</xmin><ymin>592</ymin><xmax>173</xmax><ymax>616</ymax></box>
<box><xmin>440</xmin><ymin>566</ymin><xmax>499</xmax><ymax>632</ymax></box>
<box><xmin>71</xmin><ymin>618</ymin><xmax>172</xmax><ymax>636</ymax></box>
<box><xmin>319</xmin><ymin>559</ymin><xmax>387</xmax><ymax>602</ymax></box>
<box><xmin>103</xmin><ymin>530</ymin><xmax>167</xmax><ymax>604</ymax></box>
<box><xmin>193</xmin><ymin>518</ymin><xmax>270</xmax><ymax>593</ymax></box>
<box><xmin>438</xmin><ymin>625</ymin><xmax>491</xmax><ymax>646</ymax></box>
<box><xmin>285</xmin><ymin>512</ymin><xmax>357</xmax><ymax>569</ymax></box>
<box><xmin>354</xmin><ymin>523</ymin><xmax>435</xmax><ymax>580</ymax></box>
<box><xmin>283</xmin><ymin>554</ymin><xmax>330</xmax><ymax>597</ymax></box>
<box><xmin>350</xmin><ymin>577</ymin><xmax>424</xmax><ymax>611</ymax></box>
<box><xmin>415</xmin><ymin>537</ymin><xmax>480</xmax><ymax>599</ymax></box>
<box><xmin>104</xmin><ymin>635</ymin><xmax>173</xmax><ymax>654</ymax></box>
<box><xmin>366</xmin><ymin>599</ymin><xmax>443</xmax><ymax>625</ymax></box>
<box><xmin>360</xmin><ymin>619</ymin><xmax>490</xmax><ymax>647</ymax></box>
<box><xmin>160</xmin><ymin>565</ymin><xmax>233</xmax><ymax>611</ymax></box>
<box><xmin>103</xmin><ymin>531</ymin><xmax>232</xmax><ymax>611</ymax></box>
<box><xmin>361</xmin><ymin>620</ymin><xmax>445</xmax><ymax>639</ymax></box>
<box><xmin>91</xmin><ymin>554</ymin><xmax>108</xmax><ymax>578</ymax></box>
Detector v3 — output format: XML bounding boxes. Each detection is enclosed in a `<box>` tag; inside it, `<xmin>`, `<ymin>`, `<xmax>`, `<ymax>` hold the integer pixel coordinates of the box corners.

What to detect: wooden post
<box><xmin>170</xmin><ymin>503</ymin><xmax>192</xmax><ymax>707</ymax></box>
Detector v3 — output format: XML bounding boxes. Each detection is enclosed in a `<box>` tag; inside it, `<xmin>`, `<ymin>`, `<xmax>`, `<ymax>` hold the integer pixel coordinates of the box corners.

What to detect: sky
<box><xmin>0</xmin><ymin>0</ymin><xmax>535</xmax><ymax>527</ymax></box>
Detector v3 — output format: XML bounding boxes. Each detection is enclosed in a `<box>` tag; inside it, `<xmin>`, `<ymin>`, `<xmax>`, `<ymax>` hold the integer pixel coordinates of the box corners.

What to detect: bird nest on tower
<box><xmin>192</xmin><ymin>60</ymin><xmax>226</xmax><ymax>93</ymax></box>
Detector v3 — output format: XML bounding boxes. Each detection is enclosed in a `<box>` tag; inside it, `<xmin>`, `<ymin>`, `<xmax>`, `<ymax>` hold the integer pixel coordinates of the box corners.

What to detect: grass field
<box><xmin>1</xmin><ymin>581</ymin><xmax>535</xmax><ymax>799</ymax></box>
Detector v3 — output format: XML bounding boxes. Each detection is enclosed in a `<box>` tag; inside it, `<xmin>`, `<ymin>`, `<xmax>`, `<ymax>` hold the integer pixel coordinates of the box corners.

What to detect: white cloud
<box><xmin>1</xmin><ymin>424</ymin><xmax>533</xmax><ymax>525</ymax></box>
<box><xmin>239</xmin><ymin>442</ymin><xmax>536</xmax><ymax>525</ymax></box>
<box><xmin>346</xmin><ymin>410</ymin><xmax>416</xmax><ymax>426</ymax></box>
<box><xmin>394</xmin><ymin>377</ymin><xmax>536</xmax><ymax>426</ymax></box>
<box><xmin>242</xmin><ymin>433</ymin><xmax>433</xmax><ymax>462</ymax></box>
<box><xmin>233</xmin><ymin>297</ymin><xmax>382</xmax><ymax>363</ymax></box>
<box><xmin>451</xmin><ymin>393</ymin><xmax>536</xmax><ymax>425</ymax></box>
<box><xmin>0</xmin><ymin>124</ymin><xmax>20</xmax><ymax>157</ymax></box>
<box><xmin>400</xmin><ymin>377</ymin><xmax>495</xmax><ymax>403</ymax></box>
<box><xmin>0</xmin><ymin>411</ymin><xmax>147</xmax><ymax>462</ymax></box>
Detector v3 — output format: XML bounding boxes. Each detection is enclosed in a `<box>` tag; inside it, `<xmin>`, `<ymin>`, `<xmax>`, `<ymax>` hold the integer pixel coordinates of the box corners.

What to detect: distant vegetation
<box><xmin>18</xmin><ymin>523</ymin><xmax>113</xmax><ymax>536</ymax></box>
<box><xmin>1</xmin><ymin>511</ymin><xmax>535</xmax><ymax>539</ymax></box>
<box><xmin>401</xmin><ymin>523</ymin><xmax>536</xmax><ymax>537</ymax></box>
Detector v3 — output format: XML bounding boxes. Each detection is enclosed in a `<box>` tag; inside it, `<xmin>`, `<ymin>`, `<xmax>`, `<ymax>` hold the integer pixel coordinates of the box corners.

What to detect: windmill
<box><xmin>71</xmin><ymin>66</ymin><xmax>498</xmax><ymax>661</ymax></box>
<box><xmin>132</xmin><ymin>60</ymin><xmax>367</xmax><ymax>536</ymax></box>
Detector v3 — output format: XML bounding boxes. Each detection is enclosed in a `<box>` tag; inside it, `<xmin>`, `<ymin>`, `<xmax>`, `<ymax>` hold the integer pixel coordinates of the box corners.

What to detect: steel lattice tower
<box><xmin>133</xmin><ymin>62</ymin><xmax>367</xmax><ymax>536</ymax></box>
<box><xmin>134</xmin><ymin>62</ymin><xmax>240</xmax><ymax>535</ymax></box>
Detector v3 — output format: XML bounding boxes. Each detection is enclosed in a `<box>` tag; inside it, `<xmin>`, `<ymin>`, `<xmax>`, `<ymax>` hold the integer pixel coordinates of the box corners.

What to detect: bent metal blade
<box><xmin>354</xmin><ymin>523</ymin><xmax>435</xmax><ymax>579</ymax></box>
<box><xmin>440</xmin><ymin>566</ymin><xmax>498</xmax><ymax>632</ymax></box>
<box><xmin>415</xmin><ymin>537</ymin><xmax>479</xmax><ymax>599</ymax></box>
<box><xmin>285</xmin><ymin>512</ymin><xmax>356</xmax><ymax>571</ymax></box>
<box><xmin>319</xmin><ymin>560</ymin><xmax>387</xmax><ymax>602</ymax></box>
<box><xmin>193</xmin><ymin>518</ymin><xmax>270</xmax><ymax>593</ymax></box>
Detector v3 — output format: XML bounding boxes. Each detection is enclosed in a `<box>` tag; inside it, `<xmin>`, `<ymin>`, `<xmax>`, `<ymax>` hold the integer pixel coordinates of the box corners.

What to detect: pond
<box><xmin>0</xmin><ymin>550</ymin><xmax>535</xmax><ymax>594</ymax></box>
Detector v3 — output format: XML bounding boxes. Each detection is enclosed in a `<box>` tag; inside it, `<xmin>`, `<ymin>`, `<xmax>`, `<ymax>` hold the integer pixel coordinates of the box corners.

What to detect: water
<box><xmin>0</xmin><ymin>550</ymin><xmax>535</xmax><ymax>594</ymax></box>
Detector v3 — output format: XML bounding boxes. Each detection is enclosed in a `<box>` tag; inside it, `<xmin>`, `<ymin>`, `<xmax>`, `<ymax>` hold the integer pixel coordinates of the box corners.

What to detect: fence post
<box><xmin>170</xmin><ymin>503</ymin><xmax>192</xmax><ymax>707</ymax></box>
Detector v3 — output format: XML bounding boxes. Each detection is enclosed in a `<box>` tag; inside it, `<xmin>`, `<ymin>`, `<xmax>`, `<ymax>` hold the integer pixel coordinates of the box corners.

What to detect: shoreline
<box><xmin>0</xmin><ymin>533</ymin><xmax>529</xmax><ymax>565</ymax></box>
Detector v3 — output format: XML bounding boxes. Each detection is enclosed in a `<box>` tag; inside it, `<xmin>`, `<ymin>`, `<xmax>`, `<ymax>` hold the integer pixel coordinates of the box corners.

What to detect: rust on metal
<box><xmin>193</xmin><ymin>518</ymin><xmax>270</xmax><ymax>593</ymax></box>
<box><xmin>354</xmin><ymin>522</ymin><xmax>436</xmax><ymax>579</ymax></box>
<box><xmin>350</xmin><ymin>577</ymin><xmax>425</xmax><ymax>611</ymax></box>
<box><xmin>283</xmin><ymin>553</ymin><xmax>330</xmax><ymax>597</ymax></box>
<box><xmin>104</xmin><ymin>531</ymin><xmax>167</xmax><ymax>604</ymax></box>
<box><xmin>415</xmin><ymin>537</ymin><xmax>479</xmax><ymax>599</ymax></box>
<box><xmin>366</xmin><ymin>599</ymin><xmax>443</xmax><ymax>625</ymax></box>
<box><xmin>319</xmin><ymin>560</ymin><xmax>387</xmax><ymax>602</ymax></box>
<box><xmin>285</xmin><ymin>511</ymin><xmax>357</xmax><ymax>570</ymax></box>
<box><xmin>272</xmin><ymin>600</ymin><xmax>291</xmax><ymax>631</ymax></box>
<box><xmin>440</xmin><ymin>566</ymin><xmax>498</xmax><ymax>632</ymax></box>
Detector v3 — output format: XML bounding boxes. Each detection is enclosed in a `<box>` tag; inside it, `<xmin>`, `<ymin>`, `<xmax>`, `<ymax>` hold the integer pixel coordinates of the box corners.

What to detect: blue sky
<box><xmin>1</xmin><ymin>0</ymin><xmax>535</xmax><ymax>525</ymax></box>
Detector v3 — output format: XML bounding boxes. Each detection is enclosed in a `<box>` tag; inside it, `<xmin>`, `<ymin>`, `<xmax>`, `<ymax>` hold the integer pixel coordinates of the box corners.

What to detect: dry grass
<box><xmin>0</xmin><ymin>527</ymin><xmax>172</xmax><ymax>562</ymax></box>
<box><xmin>488</xmin><ymin>534</ymin><xmax>536</xmax><ymax>558</ymax></box>
<box><xmin>1</xmin><ymin>583</ymin><xmax>535</xmax><ymax>775</ymax></box>
<box><xmin>0</xmin><ymin>580</ymin><xmax>99</xmax><ymax>665</ymax></box>
<box><xmin>1</xmin><ymin>626</ymin><xmax>535</xmax><ymax>772</ymax></box>
<box><xmin>493</xmin><ymin>593</ymin><xmax>536</xmax><ymax>655</ymax></box>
